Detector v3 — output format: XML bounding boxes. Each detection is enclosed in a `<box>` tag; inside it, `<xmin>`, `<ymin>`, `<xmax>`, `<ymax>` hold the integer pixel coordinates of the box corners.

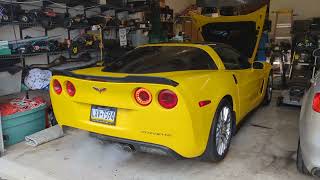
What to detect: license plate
<box><xmin>90</xmin><ymin>106</ymin><xmax>117</xmax><ymax>125</ymax></box>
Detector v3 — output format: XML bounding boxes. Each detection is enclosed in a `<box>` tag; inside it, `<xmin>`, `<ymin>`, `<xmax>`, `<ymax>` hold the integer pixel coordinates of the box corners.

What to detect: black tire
<box><xmin>19</xmin><ymin>15</ymin><xmax>29</xmax><ymax>23</ymax></box>
<box><xmin>297</xmin><ymin>140</ymin><xmax>310</xmax><ymax>175</ymax></box>
<box><xmin>263</xmin><ymin>73</ymin><xmax>273</xmax><ymax>105</ymax></box>
<box><xmin>201</xmin><ymin>99</ymin><xmax>234</xmax><ymax>162</ymax></box>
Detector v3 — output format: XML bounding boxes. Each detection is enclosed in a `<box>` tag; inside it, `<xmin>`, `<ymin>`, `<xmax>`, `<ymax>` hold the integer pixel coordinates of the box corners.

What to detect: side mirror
<box><xmin>252</xmin><ymin>62</ymin><xmax>264</xmax><ymax>69</ymax></box>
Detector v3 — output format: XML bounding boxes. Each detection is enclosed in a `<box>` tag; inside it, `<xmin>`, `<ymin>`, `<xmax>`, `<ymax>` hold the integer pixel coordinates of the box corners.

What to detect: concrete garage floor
<box><xmin>0</xmin><ymin>94</ymin><xmax>316</xmax><ymax>180</ymax></box>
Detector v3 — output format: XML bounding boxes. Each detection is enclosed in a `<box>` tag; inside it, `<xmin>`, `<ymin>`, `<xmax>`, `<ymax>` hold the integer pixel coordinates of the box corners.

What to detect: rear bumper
<box><xmin>50</xmin><ymin>73</ymin><xmax>215</xmax><ymax>158</ymax></box>
<box><xmin>89</xmin><ymin>132</ymin><xmax>183</xmax><ymax>159</ymax></box>
<box><xmin>56</xmin><ymin>115</ymin><xmax>203</xmax><ymax>158</ymax></box>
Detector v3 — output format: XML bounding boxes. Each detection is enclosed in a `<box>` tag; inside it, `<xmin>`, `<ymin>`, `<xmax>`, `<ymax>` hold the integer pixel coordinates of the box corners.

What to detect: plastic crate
<box><xmin>1</xmin><ymin>105</ymin><xmax>46</xmax><ymax>147</ymax></box>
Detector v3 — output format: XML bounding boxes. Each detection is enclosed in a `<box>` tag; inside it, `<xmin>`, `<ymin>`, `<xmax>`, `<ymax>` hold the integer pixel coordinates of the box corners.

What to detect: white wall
<box><xmin>165</xmin><ymin>0</ymin><xmax>196</xmax><ymax>13</ymax></box>
<box><xmin>166</xmin><ymin>0</ymin><xmax>320</xmax><ymax>20</ymax></box>
<box><xmin>270</xmin><ymin>0</ymin><xmax>320</xmax><ymax>20</ymax></box>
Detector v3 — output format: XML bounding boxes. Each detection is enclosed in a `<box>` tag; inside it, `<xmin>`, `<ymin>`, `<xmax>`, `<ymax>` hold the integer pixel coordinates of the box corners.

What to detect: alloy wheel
<box><xmin>215</xmin><ymin>106</ymin><xmax>232</xmax><ymax>156</ymax></box>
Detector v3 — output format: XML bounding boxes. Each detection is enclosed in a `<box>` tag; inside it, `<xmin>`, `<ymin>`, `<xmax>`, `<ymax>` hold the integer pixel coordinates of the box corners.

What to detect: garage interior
<box><xmin>0</xmin><ymin>0</ymin><xmax>319</xmax><ymax>179</ymax></box>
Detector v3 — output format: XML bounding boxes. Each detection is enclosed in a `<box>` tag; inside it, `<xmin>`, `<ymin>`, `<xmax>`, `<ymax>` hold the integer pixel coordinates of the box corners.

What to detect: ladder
<box><xmin>272</xmin><ymin>9</ymin><xmax>294</xmax><ymax>44</ymax></box>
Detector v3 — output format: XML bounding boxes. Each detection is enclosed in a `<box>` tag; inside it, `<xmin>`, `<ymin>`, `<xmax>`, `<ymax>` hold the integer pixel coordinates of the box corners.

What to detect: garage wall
<box><xmin>165</xmin><ymin>0</ymin><xmax>196</xmax><ymax>13</ymax></box>
<box><xmin>270</xmin><ymin>0</ymin><xmax>320</xmax><ymax>20</ymax></box>
<box><xmin>167</xmin><ymin>0</ymin><xmax>320</xmax><ymax>20</ymax></box>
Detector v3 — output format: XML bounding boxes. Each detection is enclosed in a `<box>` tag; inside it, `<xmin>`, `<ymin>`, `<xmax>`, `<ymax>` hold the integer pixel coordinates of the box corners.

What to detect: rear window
<box><xmin>103</xmin><ymin>46</ymin><xmax>217</xmax><ymax>74</ymax></box>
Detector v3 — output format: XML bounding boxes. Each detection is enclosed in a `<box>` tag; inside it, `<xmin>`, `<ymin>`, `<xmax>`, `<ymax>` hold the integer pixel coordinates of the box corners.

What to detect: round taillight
<box><xmin>135</xmin><ymin>88</ymin><xmax>152</xmax><ymax>106</ymax></box>
<box><xmin>158</xmin><ymin>90</ymin><xmax>178</xmax><ymax>109</ymax></box>
<box><xmin>53</xmin><ymin>79</ymin><xmax>62</xmax><ymax>95</ymax></box>
<box><xmin>313</xmin><ymin>93</ymin><xmax>320</xmax><ymax>112</ymax></box>
<box><xmin>66</xmin><ymin>81</ymin><xmax>76</xmax><ymax>97</ymax></box>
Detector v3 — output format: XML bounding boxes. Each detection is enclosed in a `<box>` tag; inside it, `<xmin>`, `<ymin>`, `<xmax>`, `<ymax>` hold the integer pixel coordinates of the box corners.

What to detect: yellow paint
<box><xmin>50</xmin><ymin>6</ymin><xmax>271</xmax><ymax>158</ymax></box>
<box><xmin>191</xmin><ymin>5</ymin><xmax>268</xmax><ymax>63</ymax></box>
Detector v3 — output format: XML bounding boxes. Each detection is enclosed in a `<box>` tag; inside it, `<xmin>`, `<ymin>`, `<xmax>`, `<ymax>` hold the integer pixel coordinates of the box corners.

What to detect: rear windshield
<box><xmin>103</xmin><ymin>46</ymin><xmax>217</xmax><ymax>74</ymax></box>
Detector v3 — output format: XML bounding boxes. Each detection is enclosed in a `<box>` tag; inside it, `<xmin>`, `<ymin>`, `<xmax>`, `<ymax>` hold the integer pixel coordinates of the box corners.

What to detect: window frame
<box><xmin>214</xmin><ymin>46</ymin><xmax>251</xmax><ymax>70</ymax></box>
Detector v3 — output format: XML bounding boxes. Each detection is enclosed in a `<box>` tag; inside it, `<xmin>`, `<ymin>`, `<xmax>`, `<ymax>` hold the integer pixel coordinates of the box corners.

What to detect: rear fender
<box><xmin>175</xmin><ymin>71</ymin><xmax>239</xmax><ymax>155</ymax></box>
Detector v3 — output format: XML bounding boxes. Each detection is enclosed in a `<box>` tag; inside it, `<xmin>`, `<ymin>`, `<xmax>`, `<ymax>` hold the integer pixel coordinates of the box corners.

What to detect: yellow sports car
<box><xmin>50</xmin><ymin>6</ymin><xmax>272</xmax><ymax>161</ymax></box>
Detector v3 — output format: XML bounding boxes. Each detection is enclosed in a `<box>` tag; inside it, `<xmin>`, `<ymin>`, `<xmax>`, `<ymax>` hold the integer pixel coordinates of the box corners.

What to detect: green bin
<box><xmin>1</xmin><ymin>105</ymin><xmax>46</xmax><ymax>146</ymax></box>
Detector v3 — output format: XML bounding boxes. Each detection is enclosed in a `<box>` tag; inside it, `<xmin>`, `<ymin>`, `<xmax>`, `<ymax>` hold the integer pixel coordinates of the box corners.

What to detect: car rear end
<box><xmin>299</xmin><ymin>75</ymin><xmax>320</xmax><ymax>176</ymax></box>
<box><xmin>50</xmin><ymin>45</ymin><xmax>221</xmax><ymax>158</ymax></box>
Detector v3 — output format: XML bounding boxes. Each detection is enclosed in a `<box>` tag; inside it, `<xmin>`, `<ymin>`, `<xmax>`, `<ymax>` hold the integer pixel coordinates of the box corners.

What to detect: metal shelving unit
<box><xmin>0</xmin><ymin>50</ymin><xmax>68</xmax><ymax>60</ymax></box>
<box><xmin>0</xmin><ymin>0</ymin><xmax>104</xmax><ymax>67</ymax></box>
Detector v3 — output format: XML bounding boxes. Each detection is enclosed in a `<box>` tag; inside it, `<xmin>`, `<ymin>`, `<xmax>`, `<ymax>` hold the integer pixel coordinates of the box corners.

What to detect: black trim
<box><xmin>90</xmin><ymin>133</ymin><xmax>183</xmax><ymax>159</ymax></box>
<box><xmin>52</xmin><ymin>70</ymin><xmax>179</xmax><ymax>87</ymax></box>
<box><xmin>232</xmin><ymin>74</ymin><xmax>238</xmax><ymax>84</ymax></box>
<box><xmin>260</xmin><ymin>79</ymin><xmax>265</xmax><ymax>93</ymax></box>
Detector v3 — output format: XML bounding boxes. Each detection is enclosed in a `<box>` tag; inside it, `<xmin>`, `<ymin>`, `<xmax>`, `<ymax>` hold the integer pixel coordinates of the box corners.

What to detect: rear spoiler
<box><xmin>52</xmin><ymin>70</ymin><xmax>179</xmax><ymax>87</ymax></box>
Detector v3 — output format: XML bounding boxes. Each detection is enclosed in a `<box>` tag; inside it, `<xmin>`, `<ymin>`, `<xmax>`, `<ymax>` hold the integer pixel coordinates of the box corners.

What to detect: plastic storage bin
<box><xmin>1</xmin><ymin>105</ymin><xmax>46</xmax><ymax>146</ymax></box>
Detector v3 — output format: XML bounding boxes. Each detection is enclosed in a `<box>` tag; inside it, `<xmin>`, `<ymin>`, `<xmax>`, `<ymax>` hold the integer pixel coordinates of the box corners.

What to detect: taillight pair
<box><xmin>53</xmin><ymin>79</ymin><xmax>76</xmax><ymax>97</ymax></box>
<box><xmin>134</xmin><ymin>88</ymin><xmax>178</xmax><ymax>109</ymax></box>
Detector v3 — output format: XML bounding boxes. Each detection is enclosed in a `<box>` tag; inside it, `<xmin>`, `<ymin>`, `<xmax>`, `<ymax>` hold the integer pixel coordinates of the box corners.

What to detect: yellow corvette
<box><xmin>50</xmin><ymin>6</ymin><xmax>272</xmax><ymax>161</ymax></box>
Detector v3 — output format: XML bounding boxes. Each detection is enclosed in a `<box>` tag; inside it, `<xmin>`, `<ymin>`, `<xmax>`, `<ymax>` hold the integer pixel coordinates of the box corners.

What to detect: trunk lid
<box><xmin>191</xmin><ymin>5</ymin><xmax>268</xmax><ymax>62</ymax></box>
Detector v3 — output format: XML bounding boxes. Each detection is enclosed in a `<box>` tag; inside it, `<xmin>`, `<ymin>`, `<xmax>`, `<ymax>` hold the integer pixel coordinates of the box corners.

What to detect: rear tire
<box><xmin>201</xmin><ymin>99</ymin><xmax>234</xmax><ymax>162</ymax></box>
<box><xmin>297</xmin><ymin>140</ymin><xmax>310</xmax><ymax>175</ymax></box>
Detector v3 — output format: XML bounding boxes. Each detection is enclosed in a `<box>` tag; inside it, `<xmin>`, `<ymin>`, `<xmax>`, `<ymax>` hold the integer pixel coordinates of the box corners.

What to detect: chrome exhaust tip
<box><xmin>118</xmin><ymin>143</ymin><xmax>135</xmax><ymax>152</ymax></box>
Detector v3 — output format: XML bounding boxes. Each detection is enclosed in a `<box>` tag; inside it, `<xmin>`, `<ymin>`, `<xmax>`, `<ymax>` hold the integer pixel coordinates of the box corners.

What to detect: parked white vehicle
<box><xmin>297</xmin><ymin>48</ymin><xmax>320</xmax><ymax>176</ymax></box>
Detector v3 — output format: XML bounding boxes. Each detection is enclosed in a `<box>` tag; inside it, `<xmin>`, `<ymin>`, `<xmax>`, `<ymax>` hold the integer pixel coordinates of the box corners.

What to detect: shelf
<box><xmin>103</xmin><ymin>25</ymin><xmax>151</xmax><ymax>31</ymax></box>
<box><xmin>67</xmin><ymin>24</ymin><xmax>92</xmax><ymax>30</ymax></box>
<box><xmin>0</xmin><ymin>22</ymin><xmax>91</xmax><ymax>31</ymax></box>
<box><xmin>100</xmin><ymin>4</ymin><xmax>150</xmax><ymax>13</ymax></box>
<box><xmin>0</xmin><ymin>48</ymin><xmax>100</xmax><ymax>60</ymax></box>
<box><xmin>0</xmin><ymin>50</ymin><xmax>67</xmax><ymax>60</ymax></box>
<box><xmin>0</xmin><ymin>22</ymin><xmax>41</xmax><ymax>28</ymax></box>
